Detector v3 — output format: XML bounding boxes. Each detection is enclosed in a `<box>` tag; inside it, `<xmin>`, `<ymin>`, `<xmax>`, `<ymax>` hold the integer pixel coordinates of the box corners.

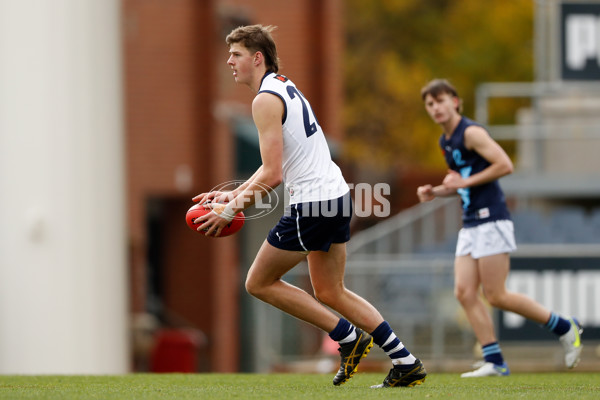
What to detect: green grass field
<box><xmin>0</xmin><ymin>372</ymin><xmax>598</xmax><ymax>399</ymax></box>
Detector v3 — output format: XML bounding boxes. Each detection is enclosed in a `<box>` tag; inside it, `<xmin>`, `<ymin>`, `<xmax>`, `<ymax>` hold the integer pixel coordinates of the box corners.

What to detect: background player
<box><xmin>193</xmin><ymin>25</ymin><xmax>426</xmax><ymax>388</ymax></box>
<box><xmin>417</xmin><ymin>79</ymin><xmax>583</xmax><ymax>377</ymax></box>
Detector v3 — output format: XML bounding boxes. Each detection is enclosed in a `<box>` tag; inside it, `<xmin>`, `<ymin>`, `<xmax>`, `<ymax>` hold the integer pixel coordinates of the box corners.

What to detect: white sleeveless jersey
<box><xmin>258</xmin><ymin>72</ymin><xmax>349</xmax><ymax>204</ymax></box>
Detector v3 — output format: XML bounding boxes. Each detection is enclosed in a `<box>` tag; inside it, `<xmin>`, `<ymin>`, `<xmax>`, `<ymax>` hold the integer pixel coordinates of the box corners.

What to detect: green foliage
<box><xmin>0</xmin><ymin>373</ymin><xmax>598</xmax><ymax>399</ymax></box>
<box><xmin>343</xmin><ymin>0</ymin><xmax>534</xmax><ymax>170</ymax></box>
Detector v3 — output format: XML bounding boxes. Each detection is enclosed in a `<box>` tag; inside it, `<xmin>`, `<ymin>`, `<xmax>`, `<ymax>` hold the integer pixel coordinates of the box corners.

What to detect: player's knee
<box><xmin>454</xmin><ymin>286</ymin><xmax>476</xmax><ymax>305</ymax></box>
<box><xmin>484</xmin><ymin>291</ymin><xmax>505</xmax><ymax>308</ymax></box>
<box><xmin>245</xmin><ymin>276</ymin><xmax>263</xmax><ymax>299</ymax></box>
<box><xmin>313</xmin><ymin>289</ymin><xmax>332</xmax><ymax>307</ymax></box>
<box><xmin>313</xmin><ymin>287</ymin><xmax>338</xmax><ymax>308</ymax></box>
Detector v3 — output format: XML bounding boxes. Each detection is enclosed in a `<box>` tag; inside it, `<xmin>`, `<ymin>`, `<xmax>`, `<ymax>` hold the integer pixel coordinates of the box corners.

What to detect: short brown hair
<box><xmin>226</xmin><ymin>24</ymin><xmax>280</xmax><ymax>73</ymax></box>
<box><xmin>420</xmin><ymin>79</ymin><xmax>462</xmax><ymax>113</ymax></box>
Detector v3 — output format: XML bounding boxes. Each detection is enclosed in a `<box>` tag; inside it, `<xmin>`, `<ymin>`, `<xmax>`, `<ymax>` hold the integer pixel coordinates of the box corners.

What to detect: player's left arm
<box><xmin>443</xmin><ymin>125</ymin><xmax>513</xmax><ymax>190</ymax></box>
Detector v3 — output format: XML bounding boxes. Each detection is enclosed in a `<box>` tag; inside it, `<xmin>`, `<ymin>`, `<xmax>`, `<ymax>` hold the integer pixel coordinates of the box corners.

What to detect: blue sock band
<box><xmin>482</xmin><ymin>342</ymin><xmax>504</xmax><ymax>365</ymax></box>
<box><xmin>329</xmin><ymin>318</ymin><xmax>353</xmax><ymax>342</ymax></box>
<box><xmin>544</xmin><ymin>312</ymin><xmax>571</xmax><ymax>336</ymax></box>
<box><xmin>545</xmin><ymin>312</ymin><xmax>559</xmax><ymax>330</ymax></box>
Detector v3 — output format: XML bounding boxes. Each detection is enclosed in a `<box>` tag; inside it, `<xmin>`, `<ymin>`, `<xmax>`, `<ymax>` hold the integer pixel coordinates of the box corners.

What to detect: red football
<box><xmin>185</xmin><ymin>203</ymin><xmax>245</xmax><ymax>237</ymax></box>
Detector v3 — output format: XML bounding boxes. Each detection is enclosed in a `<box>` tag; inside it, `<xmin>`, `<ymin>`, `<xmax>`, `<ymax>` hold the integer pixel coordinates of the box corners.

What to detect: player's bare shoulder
<box><xmin>463</xmin><ymin>124</ymin><xmax>493</xmax><ymax>151</ymax></box>
<box><xmin>252</xmin><ymin>91</ymin><xmax>284</xmax><ymax>117</ymax></box>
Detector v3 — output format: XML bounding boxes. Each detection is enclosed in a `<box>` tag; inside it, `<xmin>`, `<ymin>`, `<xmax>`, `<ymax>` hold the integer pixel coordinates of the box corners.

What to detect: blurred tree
<box><xmin>343</xmin><ymin>0</ymin><xmax>534</xmax><ymax>170</ymax></box>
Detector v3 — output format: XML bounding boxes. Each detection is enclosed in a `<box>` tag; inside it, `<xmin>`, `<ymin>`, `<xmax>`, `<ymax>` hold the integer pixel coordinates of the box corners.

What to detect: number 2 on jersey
<box><xmin>286</xmin><ymin>86</ymin><xmax>318</xmax><ymax>138</ymax></box>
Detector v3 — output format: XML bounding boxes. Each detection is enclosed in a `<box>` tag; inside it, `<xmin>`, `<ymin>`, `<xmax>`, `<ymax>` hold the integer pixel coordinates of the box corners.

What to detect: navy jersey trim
<box><xmin>258</xmin><ymin>89</ymin><xmax>287</xmax><ymax>124</ymax></box>
<box><xmin>259</xmin><ymin>72</ymin><xmax>270</xmax><ymax>87</ymax></box>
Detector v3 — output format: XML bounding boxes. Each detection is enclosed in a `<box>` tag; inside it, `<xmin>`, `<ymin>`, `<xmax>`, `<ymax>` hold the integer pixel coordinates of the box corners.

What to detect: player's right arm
<box><xmin>235</xmin><ymin>92</ymin><xmax>284</xmax><ymax>202</ymax></box>
<box><xmin>192</xmin><ymin>166</ymin><xmax>265</xmax><ymax>205</ymax></box>
<box><xmin>417</xmin><ymin>183</ymin><xmax>457</xmax><ymax>203</ymax></box>
<box><xmin>211</xmin><ymin>93</ymin><xmax>284</xmax><ymax>208</ymax></box>
<box><xmin>193</xmin><ymin>93</ymin><xmax>284</xmax><ymax>236</ymax></box>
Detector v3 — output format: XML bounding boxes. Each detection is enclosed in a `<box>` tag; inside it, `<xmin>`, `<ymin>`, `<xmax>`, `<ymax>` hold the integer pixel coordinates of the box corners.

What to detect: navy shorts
<box><xmin>267</xmin><ymin>193</ymin><xmax>352</xmax><ymax>252</ymax></box>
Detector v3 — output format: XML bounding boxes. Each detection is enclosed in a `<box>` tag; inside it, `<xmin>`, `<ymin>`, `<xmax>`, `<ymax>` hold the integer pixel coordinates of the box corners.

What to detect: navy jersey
<box><xmin>439</xmin><ymin>117</ymin><xmax>510</xmax><ymax>227</ymax></box>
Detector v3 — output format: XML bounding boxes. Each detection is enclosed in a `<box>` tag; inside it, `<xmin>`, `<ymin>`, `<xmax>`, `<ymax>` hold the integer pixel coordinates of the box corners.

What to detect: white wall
<box><xmin>0</xmin><ymin>0</ymin><xmax>128</xmax><ymax>373</ymax></box>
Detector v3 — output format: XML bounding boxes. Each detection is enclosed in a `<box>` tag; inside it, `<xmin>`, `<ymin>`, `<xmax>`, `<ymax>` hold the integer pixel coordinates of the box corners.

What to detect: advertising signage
<box><xmin>561</xmin><ymin>2</ymin><xmax>600</xmax><ymax>80</ymax></box>
<box><xmin>498</xmin><ymin>257</ymin><xmax>600</xmax><ymax>341</ymax></box>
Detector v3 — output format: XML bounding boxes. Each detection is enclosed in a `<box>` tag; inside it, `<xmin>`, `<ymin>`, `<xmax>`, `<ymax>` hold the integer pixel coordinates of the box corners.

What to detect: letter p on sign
<box><xmin>566</xmin><ymin>14</ymin><xmax>600</xmax><ymax>70</ymax></box>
